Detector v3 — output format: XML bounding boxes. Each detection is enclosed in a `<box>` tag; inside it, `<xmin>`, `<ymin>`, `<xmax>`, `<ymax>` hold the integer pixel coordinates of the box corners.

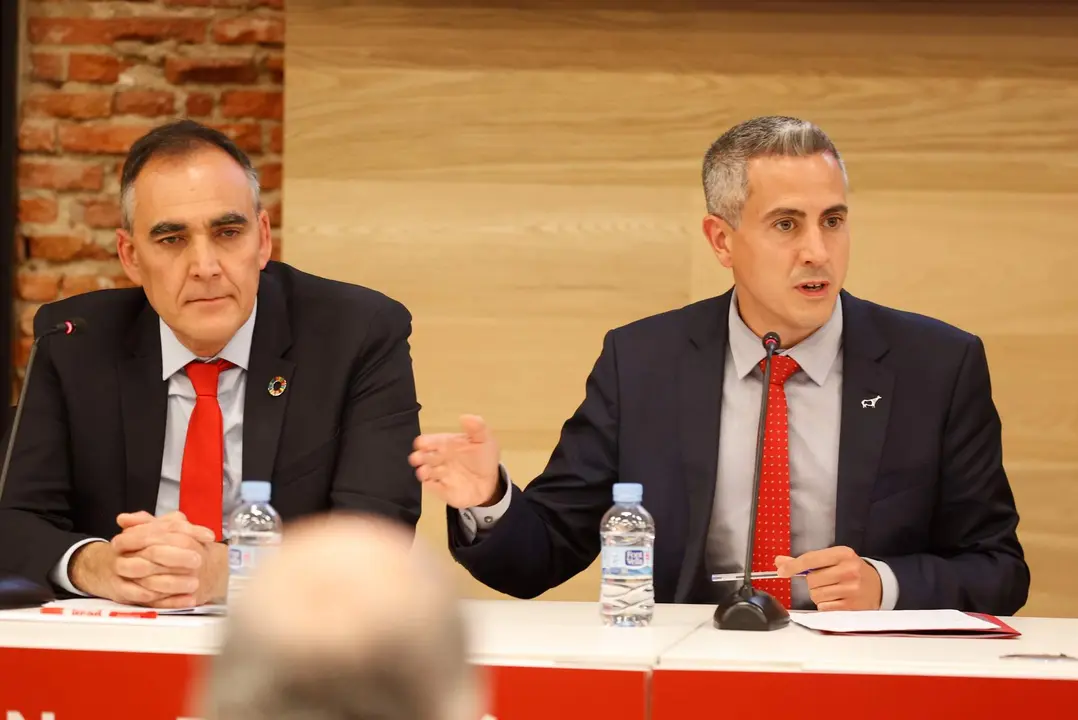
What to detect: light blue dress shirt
<box><xmin>49</xmin><ymin>303</ymin><xmax>257</xmax><ymax>595</ymax></box>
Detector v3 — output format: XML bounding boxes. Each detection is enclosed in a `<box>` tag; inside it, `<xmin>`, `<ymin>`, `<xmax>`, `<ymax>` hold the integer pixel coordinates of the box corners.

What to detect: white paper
<box><xmin>790</xmin><ymin>609</ymin><xmax>997</xmax><ymax>634</ymax></box>
<box><xmin>42</xmin><ymin>597</ymin><xmax>227</xmax><ymax>616</ymax></box>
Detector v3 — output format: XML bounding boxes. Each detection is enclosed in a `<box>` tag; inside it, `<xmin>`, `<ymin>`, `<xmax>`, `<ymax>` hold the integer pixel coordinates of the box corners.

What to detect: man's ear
<box><xmin>116</xmin><ymin>229</ymin><xmax>143</xmax><ymax>286</ymax></box>
<box><xmin>257</xmin><ymin>208</ymin><xmax>273</xmax><ymax>269</ymax></box>
<box><xmin>702</xmin><ymin>214</ymin><xmax>735</xmax><ymax>269</ymax></box>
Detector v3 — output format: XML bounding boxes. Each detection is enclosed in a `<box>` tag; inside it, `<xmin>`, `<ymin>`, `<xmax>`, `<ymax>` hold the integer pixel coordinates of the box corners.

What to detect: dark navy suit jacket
<box><xmin>448</xmin><ymin>289</ymin><xmax>1029</xmax><ymax>615</ymax></box>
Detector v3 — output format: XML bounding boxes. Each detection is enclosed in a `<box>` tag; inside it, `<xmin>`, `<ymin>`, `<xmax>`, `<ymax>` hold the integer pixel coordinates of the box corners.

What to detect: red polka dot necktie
<box><xmin>179</xmin><ymin>359</ymin><xmax>233</xmax><ymax>541</ymax></box>
<box><xmin>752</xmin><ymin>354</ymin><xmax>801</xmax><ymax>608</ymax></box>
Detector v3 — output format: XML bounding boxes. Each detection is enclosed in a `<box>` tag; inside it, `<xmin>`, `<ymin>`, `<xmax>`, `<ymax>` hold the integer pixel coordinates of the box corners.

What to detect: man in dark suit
<box><xmin>0</xmin><ymin>120</ymin><xmax>421</xmax><ymax>607</ymax></box>
<box><xmin>410</xmin><ymin>116</ymin><xmax>1029</xmax><ymax>615</ymax></box>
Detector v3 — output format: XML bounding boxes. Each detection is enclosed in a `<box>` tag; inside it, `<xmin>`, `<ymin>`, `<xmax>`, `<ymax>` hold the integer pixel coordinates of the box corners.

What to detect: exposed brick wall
<box><xmin>13</xmin><ymin>0</ymin><xmax>284</xmax><ymax>389</ymax></box>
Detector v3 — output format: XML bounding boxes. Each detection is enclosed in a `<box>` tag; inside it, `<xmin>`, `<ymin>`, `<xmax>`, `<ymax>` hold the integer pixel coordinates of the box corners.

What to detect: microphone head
<box><xmin>52</xmin><ymin>318</ymin><xmax>88</xmax><ymax>336</ymax></box>
<box><xmin>761</xmin><ymin>332</ymin><xmax>781</xmax><ymax>351</ymax></box>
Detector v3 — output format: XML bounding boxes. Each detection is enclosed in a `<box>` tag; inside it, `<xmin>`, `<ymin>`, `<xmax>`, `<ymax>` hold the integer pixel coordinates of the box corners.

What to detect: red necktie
<box><xmin>179</xmin><ymin>359</ymin><xmax>232</xmax><ymax>541</ymax></box>
<box><xmin>752</xmin><ymin>354</ymin><xmax>801</xmax><ymax>608</ymax></box>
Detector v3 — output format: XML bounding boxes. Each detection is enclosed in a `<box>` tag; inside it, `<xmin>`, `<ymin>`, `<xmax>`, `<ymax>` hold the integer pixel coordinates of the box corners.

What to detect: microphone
<box><xmin>0</xmin><ymin>317</ymin><xmax>87</xmax><ymax>609</ymax></box>
<box><xmin>713</xmin><ymin>330</ymin><xmax>791</xmax><ymax>631</ymax></box>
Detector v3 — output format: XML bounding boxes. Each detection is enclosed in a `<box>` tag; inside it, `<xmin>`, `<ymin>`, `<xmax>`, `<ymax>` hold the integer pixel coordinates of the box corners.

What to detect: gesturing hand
<box><xmin>409</xmin><ymin>415</ymin><xmax>502</xmax><ymax>509</ymax></box>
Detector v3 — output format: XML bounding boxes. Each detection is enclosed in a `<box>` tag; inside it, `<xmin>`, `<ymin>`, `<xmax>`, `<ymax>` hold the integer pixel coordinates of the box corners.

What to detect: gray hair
<box><xmin>120</xmin><ymin>165</ymin><xmax>260</xmax><ymax>232</ymax></box>
<box><xmin>119</xmin><ymin>119</ymin><xmax>263</xmax><ymax>231</ymax></box>
<box><xmin>205</xmin><ymin>605</ymin><xmax>478</xmax><ymax>720</ymax></box>
<box><xmin>702</xmin><ymin>116</ymin><xmax>846</xmax><ymax>227</ymax></box>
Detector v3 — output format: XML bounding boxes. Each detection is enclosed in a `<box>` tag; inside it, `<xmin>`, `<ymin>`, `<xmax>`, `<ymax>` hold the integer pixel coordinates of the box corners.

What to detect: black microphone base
<box><xmin>0</xmin><ymin>575</ymin><xmax>54</xmax><ymax>610</ymax></box>
<box><xmin>713</xmin><ymin>584</ymin><xmax>790</xmax><ymax>631</ymax></box>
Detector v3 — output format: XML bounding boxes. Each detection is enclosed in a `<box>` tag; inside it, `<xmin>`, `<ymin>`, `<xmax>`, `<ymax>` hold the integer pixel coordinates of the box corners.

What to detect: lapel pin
<box><xmin>861</xmin><ymin>394</ymin><xmax>882</xmax><ymax>409</ymax></box>
<box><xmin>268</xmin><ymin>376</ymin><xmax>288</xmax><ymax>397</ymax></box>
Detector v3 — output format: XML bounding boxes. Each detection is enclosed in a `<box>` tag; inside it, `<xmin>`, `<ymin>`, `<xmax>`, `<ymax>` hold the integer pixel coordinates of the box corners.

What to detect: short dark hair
<box><xmin>119</xmin><ymin>119</ymin><xmax>261</xmax><ymax>230</ymax></box>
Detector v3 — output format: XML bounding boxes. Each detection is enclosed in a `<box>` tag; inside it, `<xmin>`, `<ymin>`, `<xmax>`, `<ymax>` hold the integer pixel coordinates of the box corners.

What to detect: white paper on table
<box><xmin>790</xmin><ymin>609</ymin><xmax>998</xmax><ymax>634</ymax></box>
<box><xmin>43</xmin><ymin>597</ymin><xmax>226</xmax><ymax>616</ymax></box>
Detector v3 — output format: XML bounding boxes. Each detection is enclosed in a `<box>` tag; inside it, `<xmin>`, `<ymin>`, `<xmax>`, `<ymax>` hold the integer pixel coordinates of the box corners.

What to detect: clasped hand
<box><xmin>71</xmin><ymin>511</ymin><xmax>225</xmax><ymax>608</ymax></box>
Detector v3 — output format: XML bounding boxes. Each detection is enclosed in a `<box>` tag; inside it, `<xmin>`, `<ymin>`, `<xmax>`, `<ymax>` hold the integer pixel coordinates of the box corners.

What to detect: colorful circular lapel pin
<box><xmin>268</xmin><ymin>376</ymin><xmax>288</xmax><ymax>397</ymax></box>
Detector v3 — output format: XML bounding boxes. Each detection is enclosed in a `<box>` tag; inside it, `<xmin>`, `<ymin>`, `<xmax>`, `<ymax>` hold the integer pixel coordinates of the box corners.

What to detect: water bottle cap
<box><xmin>241</xmin><ymin>480</ymin><xmax>272</xmax><ymax>503</ymax></box>
<box><xmin>612</xmin><ymin>483</ymin><xmax>643</xmax><ymax>504</ymax></box>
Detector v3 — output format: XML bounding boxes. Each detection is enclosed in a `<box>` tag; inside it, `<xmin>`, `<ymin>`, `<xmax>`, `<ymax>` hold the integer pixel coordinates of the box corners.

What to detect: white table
<box><xmin>1</xmin><ymin>601</ymin><xmax>1075</xmax><ymax>720</ymax></box>
<box><xmin>651</xmin><ymin>614</ymin><xmax>1078</xmax><ymax>719</ymax></box>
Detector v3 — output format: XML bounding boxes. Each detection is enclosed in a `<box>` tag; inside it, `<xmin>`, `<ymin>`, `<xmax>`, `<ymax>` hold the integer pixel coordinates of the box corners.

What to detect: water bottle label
<box><xmin>601</xmin><ymin>546</ymin><xmax>653</xmax><ymax>577</ymax></box>
<box><xmin>228</xmin><ymin>543</ymin><xmax>279</xmax><ymax>577</ymax></box>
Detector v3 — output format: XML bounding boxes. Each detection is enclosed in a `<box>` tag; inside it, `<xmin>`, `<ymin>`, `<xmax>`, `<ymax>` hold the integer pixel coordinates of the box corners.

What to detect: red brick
<box><xmin>165</xmin><ymin>57</ymin><xmax>258</xmax><ymax>85</ymax></box>
<box><xmin>258</xmin><ymin>162</ymin><xmax>281</xmax><ymax>190</ymax></box>
<box><xmin>213</xmin><ymin>17</ymin><xmax>284</xmax><ymax>45</ymax></box>
<box><xmin>28</xmin><ymin>235</ymin><xmax>112</xmax><ymax>262</ymax></box>
<box><xmin>19</xmin><ymin>196</ymin><xmax>60</xmax><ymax>225</ymax></box>
<box><xmin>209</xmin><ymin>123</ymin><xmax>262</xmax><ymax>152</ymax></box>
<box><xmin>185</xmin><ymin>92</ymin><xmax>215</xmax><ymax>117</ymax></box>
<box><xmin>15</xmin><ymin>337</ymin><xmax>34</xmax><ymax>370</ymax></box>
<box><xmin>115</xmin><ymin>91</ymin><xmax>176</xmax><ymax>118</ymax></box>
<box><xmin>221</xmin><ymin>90</ymin><xmax>282</xmax><ymax>120</ymax></box>
<box><xmin>30</xmin><ymin>53</ymin><xmax>65</xmax><ymax>83</ymax></box>
<box><xmin>69</xmin><ymin>53</ymin><xmax>130</xmax><ymax>84</ymax></box>
<box><xmin>264</xmin><ymin>54</ymin><xmax>283</xmax><ymax>82</ymax></box>
<box><xmin>80</xmin><ymin>198</ymin><xmax>123</xmax><ymax>229</ymax></box>
<box><xmin>23</xmin><ymin>92</ymin><xmax>113</xmax><ymax>120</ymax></box>
<box><xmin>164</xmin><ymin>0</ymin><xmax>284</xmax><ymax>5</ymax></box>
<box><xmin>61</xmin><ymin>275</ymin><xmax>111</xmax><ymax>298</ymax></box>
<box><xmin>266</xmin><ymin>199</ymin><xmax>281</xmax><ymax>227</ymax></box>
<box><xmin>28</xmin><ymin>18</ymin><xmax>208</xmax><ymax>46</ymax></box>
<box><xmin>19</xmin><ymin>121</ymin><xmax>56</xmax><ymax>152</ymax></box>
<box><xmin>17</xmin><ymin>271</ymin><xmax>61</xmax><ymax>303</ymax></box>
<box><xmin>19</xmin><ymin>160</ymin><xmax>104</xmax><ymax>191</ymax></box>
<box><xmin>19</xmin><ymin>306</ymin><xmax>42</xmax><ymax>339</ymax></box>
<box><xmin>112</xmin><ymin>273</ymin><xmax>137</xmax><ymax>289</ymax></box>
<box><xmin>58</xmin><ymin>123</ymin><xmax>154</xmax><ymax>155</ymax></box>
<box><xmin>269</xmin><ymin>124</ymin><xmax>283</xmax><ymax>153</ymax></box>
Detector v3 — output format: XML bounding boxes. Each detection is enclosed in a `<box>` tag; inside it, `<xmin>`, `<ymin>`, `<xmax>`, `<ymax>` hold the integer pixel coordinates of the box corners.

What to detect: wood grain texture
<box><xmin>286</xmin><ymin>0</ymin><xmax>1078</xmax><ymax>614</ymax></box>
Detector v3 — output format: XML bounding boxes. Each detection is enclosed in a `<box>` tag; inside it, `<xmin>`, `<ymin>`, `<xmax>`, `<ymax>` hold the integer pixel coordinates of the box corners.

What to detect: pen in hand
<box><xmin>710</xmin><ymin>568</ymin><xmax>817</xmax><ymax>583</ymax></box>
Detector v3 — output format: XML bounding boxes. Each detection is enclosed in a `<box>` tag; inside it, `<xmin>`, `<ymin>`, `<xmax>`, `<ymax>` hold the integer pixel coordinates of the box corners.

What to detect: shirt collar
<box><xmin>727</xmin><ymin>288</ymin><xmax>843</xmax><ymax>386</ymax></box>
<box><xmin>160</xmin><ymin>300</ymin><xmax>257</xmax><ymax>380</ymax></box>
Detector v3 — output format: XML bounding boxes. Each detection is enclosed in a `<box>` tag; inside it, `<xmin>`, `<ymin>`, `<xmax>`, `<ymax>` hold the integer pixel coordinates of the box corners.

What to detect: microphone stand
<box><xmin>0</xmin><ymin>320</ymin><xmax>84</xmax><ymax>609</ymax></box>
<box><xmin>714</xmin><ymin>331</ymin><xmax>791</xmax><ymax>631</ymax></box>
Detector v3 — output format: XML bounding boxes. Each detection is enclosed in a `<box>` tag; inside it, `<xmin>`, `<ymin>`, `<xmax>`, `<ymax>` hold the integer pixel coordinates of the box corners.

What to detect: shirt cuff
<box><xmin>863</xmin><ymin>557</ymin><xmax>900</xmax><ymax>610</ymax></box>
<box><xmin>457</xmin><ymin>466</ymin><xmax>513</xmax><ymax>543</ymax></box>
<box><xmin>49</xmin><ymin>538</ymin><xmax>107</xmax><ymax>596</ymax></box>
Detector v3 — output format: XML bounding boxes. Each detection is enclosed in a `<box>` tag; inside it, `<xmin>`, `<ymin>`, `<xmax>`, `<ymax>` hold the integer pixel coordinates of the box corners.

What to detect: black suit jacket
<box><xmin>449</xmin><ymin>289</ymin><xmax>1029</xmax><ymax>615</ymax></box>
<box><xmin>0</xmin><ymin>261</ymin><xmax>422</xmax><ymax>590</ymax></box>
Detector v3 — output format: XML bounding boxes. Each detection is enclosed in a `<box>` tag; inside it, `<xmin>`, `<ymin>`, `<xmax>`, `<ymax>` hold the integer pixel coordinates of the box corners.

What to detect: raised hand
<box><xmin>409</xmin><ymin>415</ymin><xmax>502</xmax><ymax>509</ymax></box>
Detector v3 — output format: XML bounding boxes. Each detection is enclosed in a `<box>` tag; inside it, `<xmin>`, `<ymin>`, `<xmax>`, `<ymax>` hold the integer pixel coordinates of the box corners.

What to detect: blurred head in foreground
<box><xmin>202</xmin><ymin>514</ymin><xmax>480</xmax><ymax>720</ymax></box>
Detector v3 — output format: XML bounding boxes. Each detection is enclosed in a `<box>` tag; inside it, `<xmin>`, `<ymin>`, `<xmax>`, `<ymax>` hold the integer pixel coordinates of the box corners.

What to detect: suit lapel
<box><xmin>674</xmin><ymin>291</ymin><xmax>732</xmax><ymax>603</ymax></box>
<box><xmin>120</xmin><ymin>304</ymin><xmax>167</xmax><ymax>513</ymax></box>
<box><xmin>835</xmin><ymin>291</ymin><xmax>894</xmax><ymax>551</ymax></box>
<box><xmin>242</xmin><ymin>273</ymin><xmax>295</xmax><ymax>483</ymax></box>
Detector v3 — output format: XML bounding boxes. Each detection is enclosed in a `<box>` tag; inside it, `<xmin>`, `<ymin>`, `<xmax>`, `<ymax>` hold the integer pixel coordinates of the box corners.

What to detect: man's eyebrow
<box><xmin>149</xmin><ymin>221</ymin><xmax>187</xmax><ymax>237</ymax></box>
<box><xmin>822</xmin><ymin>204</ymin><xmax>849</xmax><ymax>216</ymax></box>
<box><xmin>762</xmin><ymin>207</ymin><xmax>807</xmax><ymax>220</ymax></box>
<box><xmin>210</xmin><ymin>212</ymin><xmax>249</xmax><ymax>228</ymax></box>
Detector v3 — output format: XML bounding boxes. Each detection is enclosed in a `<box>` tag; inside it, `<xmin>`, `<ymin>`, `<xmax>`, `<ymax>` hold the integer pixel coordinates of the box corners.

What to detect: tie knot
<box><xmin>760</xmin><ymin>354</ymin><xmax>801</xmax><ymax>385</ymax></box>
<box><xmin>185</xmin><ymin>359</ymin><xmax>233</xmax><ymax>397</ymax></box>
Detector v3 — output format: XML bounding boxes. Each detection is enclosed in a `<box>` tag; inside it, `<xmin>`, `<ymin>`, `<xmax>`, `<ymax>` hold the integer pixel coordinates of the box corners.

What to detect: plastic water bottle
<box><xmin>599</xmin><ymin>482</ymin><xmax>655</xmax><ymax>627</ymax></box>
<box><xmin>226</xmin><ymin>480</ymin><xmax>282</xmax><ymax>604</ymax></box>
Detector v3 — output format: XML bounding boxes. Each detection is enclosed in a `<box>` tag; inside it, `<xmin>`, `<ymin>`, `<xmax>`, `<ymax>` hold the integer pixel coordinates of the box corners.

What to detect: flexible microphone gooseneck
<box><xmin>0</xmin><ymin>318</ymin><xmax>87</xmax><ymax>610</ymax></box>
<box><xmin>740</xmin><ymin>331</ymin><xmax>781</xmax><ymax>593</ymax></box>
<box><xmin>0</xmin><ymin>318</ymin><xmax>87</xmax><ymax>502</ymax></box>
<box><xmin>713</xmin><ymin>330</ymin><xmax>791</xmax><ymax>631</ymax></box>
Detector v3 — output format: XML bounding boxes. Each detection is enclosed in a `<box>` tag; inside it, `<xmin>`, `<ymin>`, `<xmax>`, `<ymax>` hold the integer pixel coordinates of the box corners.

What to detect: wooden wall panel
<box><xmin>286</xmin><ymin>0</ymin><xmax>1078</xmax><ymax>615</ymax></box>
